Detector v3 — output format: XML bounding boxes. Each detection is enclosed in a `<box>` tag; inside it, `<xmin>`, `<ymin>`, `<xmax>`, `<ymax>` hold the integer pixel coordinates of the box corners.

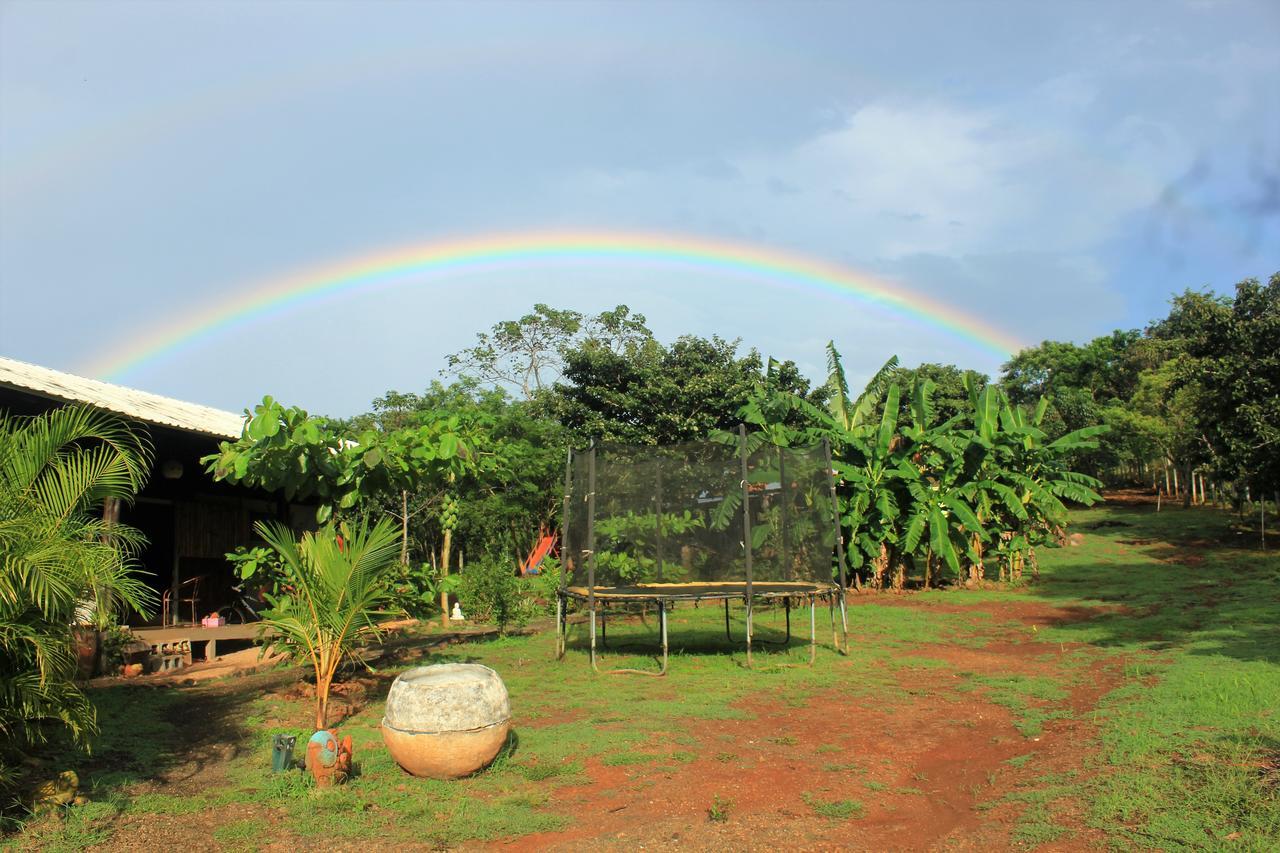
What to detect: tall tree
<box><xmin>548</xmin><ymin>333</ymin><xmax>805</xmax><ymax>445</ymax></box>
<box><xmin>1157</xmin><ymin>275</ymin><xmax>1280</xmax><ymax>494</ymax></box>
<box><xmin>445</xmin><ymin>304</ymin><xmax>653</xmax><ymax>399</ymax></box>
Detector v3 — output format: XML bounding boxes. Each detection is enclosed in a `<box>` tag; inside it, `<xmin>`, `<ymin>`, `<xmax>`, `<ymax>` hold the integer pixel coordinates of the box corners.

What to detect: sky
<box><xmin>1</xmin><ymin>0</ymin><xmax>1277</xmax><ymax>416</ymax></box>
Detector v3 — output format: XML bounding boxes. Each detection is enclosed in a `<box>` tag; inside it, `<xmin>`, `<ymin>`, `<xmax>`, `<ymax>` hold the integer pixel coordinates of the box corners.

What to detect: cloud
<box><xmin>727</xmin><ymin>100</ymin><xmax>1189</xmax><ymax>259</ymax></box>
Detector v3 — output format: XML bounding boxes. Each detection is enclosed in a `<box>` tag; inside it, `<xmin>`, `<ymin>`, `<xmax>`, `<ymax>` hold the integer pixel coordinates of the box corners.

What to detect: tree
<box><xmin>445</xmin><ymin>304</ymin><xmax>654</xmax><ymax>399</ymax></box>
<box><xmin>548</xmin><ymin>333</ymin><xmax>805</xmax><ymax>445</ymax></box>
<box><xmin>886</xmin><ymin>362</ymin><xmax>988</xmax><ymax>428</ymax></box>
<box><xmin>739</xmin><ymin>343</ymin><xmax>1104</xmax><ymax>590</ymax></box>
<box><xmin>203</xmin><ymin>396</ymin><xmax>485</xmax><ymax>525</ymax></box>
<box><xmin>257</xmin><ymin>519</ymin><xmax>401</xmax><ymax>729</ymax></box>
<box><xmin>0</xmin><ymin>407</ymin><xmax>156</xmax><ymax>795</ymax></box>
<box><xmin>1156</xmin><ymin>276</ymin><xmax>1280</xmax><ymax>495</ymax></box>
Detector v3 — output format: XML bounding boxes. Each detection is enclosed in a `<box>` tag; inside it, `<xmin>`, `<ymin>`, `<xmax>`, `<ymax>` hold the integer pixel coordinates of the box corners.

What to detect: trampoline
<box><xmin>556</xmin><ymin>427</ymin><xmax>849</xmax><ymax>675</ymax></box>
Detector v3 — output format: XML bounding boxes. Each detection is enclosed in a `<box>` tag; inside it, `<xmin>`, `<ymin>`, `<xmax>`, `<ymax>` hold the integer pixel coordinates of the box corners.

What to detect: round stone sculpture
<box><xmin>381</xmin><ymin>663</ymin><xmax>511</xmax><ymax>779</ymax></box>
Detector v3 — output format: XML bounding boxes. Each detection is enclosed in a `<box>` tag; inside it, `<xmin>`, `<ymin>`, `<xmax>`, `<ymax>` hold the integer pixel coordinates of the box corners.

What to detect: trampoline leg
<box><xmin>555</xmin><ymin>596</ymin><xmax>565</xmax><ymax>660</ymax></box>
<box><xmin>589</xmin><ymin>607</ymin><xmax>601</xmax><ymax>674</ymax></box>
<box><xmin>809</xmin><ymin>597</ymin><xmax>817</xmax><ymax>665</ymax></box>
<box><xmin>784</xmin><ymin>598</ymin><xmax>792</xmax><ymax>644</ymax></box>
<box><xmin>600</xmin><ymin>608</ymin><xmax>607</xmax><ymax>648</ymax></box>
<box><xmin>724</xmin><ymin>599</ymin><xmax>732</xmax><ymax>642</ymax></box>
<box><xmin>829</xmin><ymin>595</ymin><xmax>838</xmax><ymax>652</ymax></box>
<box><xmin>839</xmin><ymin>592</ymin><xmax>850</xmax><ymax>654</ymax></box>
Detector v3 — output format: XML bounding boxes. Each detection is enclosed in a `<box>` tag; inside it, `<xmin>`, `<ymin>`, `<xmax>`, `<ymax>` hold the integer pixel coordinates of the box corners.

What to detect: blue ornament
<box><xmin>309</xmin><ymin>729</ymin><xmax>338</xmax><ymax>767</ymax></box>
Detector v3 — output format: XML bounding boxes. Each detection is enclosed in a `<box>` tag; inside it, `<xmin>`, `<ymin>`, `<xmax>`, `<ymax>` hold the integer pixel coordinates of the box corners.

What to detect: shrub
<box><xmin>456</xmin><ymin>555</ymin><xmax>538</xmax><ymax>632</ymax></box>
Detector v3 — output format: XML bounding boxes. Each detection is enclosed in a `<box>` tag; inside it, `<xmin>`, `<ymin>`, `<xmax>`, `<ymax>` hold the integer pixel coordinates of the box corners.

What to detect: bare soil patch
<box><xmin>511</xmin><ymin>629</ymin><xmax>1121</xmax><ymax>850</ymax></box>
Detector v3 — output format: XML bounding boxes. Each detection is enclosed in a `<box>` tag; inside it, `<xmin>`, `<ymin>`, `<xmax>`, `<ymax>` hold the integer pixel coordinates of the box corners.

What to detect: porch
<box><xmin>131</xmin><ymin>623</ymin><xmax>273</xmax><ymax>669</ymax></box>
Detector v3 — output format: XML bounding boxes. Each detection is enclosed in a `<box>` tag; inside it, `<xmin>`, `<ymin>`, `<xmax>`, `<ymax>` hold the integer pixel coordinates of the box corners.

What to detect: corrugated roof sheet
<box><xmin>0</xmin><ymin>356</ymin><xmax>245</xmax><ymax>440</ymax></box>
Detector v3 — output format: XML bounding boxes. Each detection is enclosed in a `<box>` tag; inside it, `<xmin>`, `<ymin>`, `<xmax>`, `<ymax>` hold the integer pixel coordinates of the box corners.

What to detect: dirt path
<box><xmin>512</xmin><ymin>601</ymin><xmax>1119</xmax><ymax>851</ymax></box>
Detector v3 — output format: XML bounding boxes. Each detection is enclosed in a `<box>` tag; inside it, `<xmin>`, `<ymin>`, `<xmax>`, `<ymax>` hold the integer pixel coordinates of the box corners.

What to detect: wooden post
<box><xmin>400</xmin><ymin>490</ymin><xmax>409</xmax><ymax>566</ymax></box>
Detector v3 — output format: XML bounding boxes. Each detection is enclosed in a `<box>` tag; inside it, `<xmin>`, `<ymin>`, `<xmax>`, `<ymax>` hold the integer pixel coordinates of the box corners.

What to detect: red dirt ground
<box><xmin>510</xmin><ymin>600</ymin><xmax>1121</xmax><ymax>851</ymax></box>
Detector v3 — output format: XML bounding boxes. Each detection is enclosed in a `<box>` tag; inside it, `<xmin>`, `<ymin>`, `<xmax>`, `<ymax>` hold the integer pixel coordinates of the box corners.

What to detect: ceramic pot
<box><xmin>381</xmin><ymin>663</ymin><xmax>510</xmax><ymax>779</ymax></box>
<box><xmin>72</xmin><ymin>627</ymin><xmax>99</xmax><ymax>680</ymax></box>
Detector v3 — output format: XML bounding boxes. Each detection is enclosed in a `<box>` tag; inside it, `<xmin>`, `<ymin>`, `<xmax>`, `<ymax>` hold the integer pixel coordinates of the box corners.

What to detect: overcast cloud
<box><xmin>1</xmin><ymin>0</ymin><xmax>1276</xmax><ymax>414</ymax></box>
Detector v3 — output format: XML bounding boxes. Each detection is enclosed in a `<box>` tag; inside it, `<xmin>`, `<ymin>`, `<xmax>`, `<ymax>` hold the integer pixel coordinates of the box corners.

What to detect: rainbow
<box><xmin>86</xmin><ymin>230</ymin><xmax>1025</xmax><ymax>380</ymax></box>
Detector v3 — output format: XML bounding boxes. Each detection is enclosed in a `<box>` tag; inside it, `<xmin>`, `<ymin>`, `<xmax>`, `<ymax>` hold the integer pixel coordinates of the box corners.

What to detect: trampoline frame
<box><xmin>555</xmin><ymin>428</ymin><xmax>851</xmax><ymax>675</ymax></box>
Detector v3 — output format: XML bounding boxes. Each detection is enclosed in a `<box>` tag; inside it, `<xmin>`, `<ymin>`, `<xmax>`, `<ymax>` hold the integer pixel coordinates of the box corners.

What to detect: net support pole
<box><xmin>824</xmin><ymin>438</ymin><xmax>850</xmax><ymax>654</ymax></box>
<box><xmin>655</xmin><ymin>457</ymin><xmax>664</xmax><ymax>582</ymax></box>
<box><xmin>739</xmin><ymin>424</ymin><xmax>754</xmax><ymax>668</ymax></box>
<box><xmin>659</xmin><ymin>601</ymin><xmax>669</xmax><ymax>675</ymax></box>
<box><xmin>557</xmin><ymin>447</ymin><xmax>572</xmax><ymax>660</ymax></box>
<box><xmin>779</xmin><ymin>445</ymin><xmax>791</xmax><ymax>581</ymax></box>
<box><xmin>587</xmin><ymin>440</ymin><xmax>600</xmax><ymax>673</ymax></box>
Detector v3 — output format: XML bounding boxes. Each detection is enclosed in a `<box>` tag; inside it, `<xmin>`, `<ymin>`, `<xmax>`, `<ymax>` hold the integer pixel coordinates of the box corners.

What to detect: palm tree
<box><xmin>0</xmin><ymin>406</ymin><xmax>156</xmax><ymax>794</ymax></box>
<box><xmin>256</xmin><ymin>519</ymin><xmax>401</xmax><ymax>729</ymax></box>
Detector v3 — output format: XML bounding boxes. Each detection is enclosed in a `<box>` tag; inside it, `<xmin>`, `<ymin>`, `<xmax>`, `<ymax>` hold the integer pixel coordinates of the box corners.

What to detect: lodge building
<box><xmin>0</xmin><ymin>355</ymin><xmax>304</xmax><ymax>634</ymax></box>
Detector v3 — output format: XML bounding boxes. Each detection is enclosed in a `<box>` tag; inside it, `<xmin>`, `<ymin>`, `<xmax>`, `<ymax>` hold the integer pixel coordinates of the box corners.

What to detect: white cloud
<box><xmin>724</xmin><ymin>99</ymin><xmax>1192</xmax><ymax>259</ymax></box>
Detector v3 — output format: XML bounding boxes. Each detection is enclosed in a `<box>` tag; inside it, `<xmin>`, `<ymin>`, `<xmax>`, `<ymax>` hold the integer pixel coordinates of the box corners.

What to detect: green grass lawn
<box><xmin>12</xmin><ymin>500</ymin><xmax>1280</xmax><ymax>850</ymax></box>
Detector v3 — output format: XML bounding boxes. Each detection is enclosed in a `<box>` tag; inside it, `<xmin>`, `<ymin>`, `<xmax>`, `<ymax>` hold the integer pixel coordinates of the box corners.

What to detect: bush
<box><xmin>456</xmin><ymin>555</ymin><xmax>539</xmax><ymax>632</ymax></box>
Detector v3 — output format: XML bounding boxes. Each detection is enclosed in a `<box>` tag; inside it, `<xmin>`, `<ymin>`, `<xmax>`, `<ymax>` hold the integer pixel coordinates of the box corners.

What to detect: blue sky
<box><xmin>1</xmin><ymin>0</ymin><xmax>1277</xmax><ymax>415</ymax></box>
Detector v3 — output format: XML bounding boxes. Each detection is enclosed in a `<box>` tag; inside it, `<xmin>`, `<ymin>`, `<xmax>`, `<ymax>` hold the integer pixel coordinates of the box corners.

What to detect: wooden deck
<box><xmin>132</xmin><ymin>623</ymin><xmax>269</xmax><ymax>661</ymax></box>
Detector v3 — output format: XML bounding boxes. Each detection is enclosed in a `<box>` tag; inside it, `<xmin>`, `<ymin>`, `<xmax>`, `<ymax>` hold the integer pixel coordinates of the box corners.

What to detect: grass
<box><xmin>1018</xmin><ymin>503</ymin><xmax>1280</xmax><ymax>847</ymax></box>
<box><xmin>11</xmin><ymin>500</ymin><xmax>1279</xmax><ymax>848</ymax></box>
<box><xmin>956</xmin><ymin>672</ymin><xmax>1073</xmax><ymax>737</ymax></box>
<box><xmin>802</xmin><ymin>791</ymin><xmax>865</xmax><ymax>820</ymax></box>
<box><xmin>211</xmin><ymin>818</ymin><xmax>267</xmax><ymax>851</ymax></box>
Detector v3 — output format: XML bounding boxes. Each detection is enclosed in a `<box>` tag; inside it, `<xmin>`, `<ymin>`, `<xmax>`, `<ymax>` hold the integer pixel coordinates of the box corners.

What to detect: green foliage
<box><xmin>549</xmin><ymin>328</ymin><xmax>820</xmax><ymax>446</ymax></box>
<box><xmin>445</xmin><ymin>303</ymin><xmax>652</xmax><ymax>399</ymax></box>
<box><xmin>998</xmin><ymin>274</ymin><xmax>1279</xmax><ymax>497</ymax></box>
<box><xmin>224</xmin><ymin>544</ymin><xmax>284</xmax><ymax>594</ymax></box>
<box><xmin>456</xmin><ymin>554</ymin><xmax>538</xmax><ymax>632</ymax></box>
<box><xmin>742</xmin><ymin>345</ymin><xmax>1104</xmax><ymax>588</ymax></box>
<box><xmin>0</xmin><ymin>406</ymin><xmax>156</xmax><ymax>802</ymax></box>
<box><xmin>257</xmin><ymin>518</ymin><xmax>402</xmax><ymax>728</ymax></box>
<box><xmin>203</xmin><ymin>396</ymin><xmax>485</xmax><ymax>524</ymax></box>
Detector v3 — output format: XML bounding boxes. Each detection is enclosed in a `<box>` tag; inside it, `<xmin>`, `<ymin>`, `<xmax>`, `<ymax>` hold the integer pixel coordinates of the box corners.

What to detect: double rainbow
<box><xmin>86</xmin><ymin>230</ymin><xmax>1024</xmax><ymax>380</ymax></box>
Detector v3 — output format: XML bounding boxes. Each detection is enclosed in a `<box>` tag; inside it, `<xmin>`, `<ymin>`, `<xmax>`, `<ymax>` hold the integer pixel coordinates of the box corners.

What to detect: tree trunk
<box><xmin>316</xmin><ymin>671</ymin><xmax>331</xmax><ymax>730</ymax></box>
<box><xmin>1181</xmin><ymin>465</ymin><xmax>1192</xmax><ymax>509</ymax></box>
<box><xmin>873</xmin><ymin>543</ymin><xmax>889</xmax><ymax>590</ymax></box>
<box><xmin>440</xmin><ymin>527</ymin><xmax>453</xmax><ymax>622</ymax></box>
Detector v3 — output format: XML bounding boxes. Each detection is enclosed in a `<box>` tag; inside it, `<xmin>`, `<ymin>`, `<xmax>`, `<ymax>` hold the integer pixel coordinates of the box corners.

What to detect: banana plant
<box><xmin>894</xmin><ymin>378</ymin><xmax>986</xmax><ymax>586</ymax></box>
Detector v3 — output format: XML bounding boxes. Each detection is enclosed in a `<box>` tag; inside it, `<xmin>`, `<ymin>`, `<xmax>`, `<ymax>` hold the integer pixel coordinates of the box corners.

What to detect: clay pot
<box><xmin>71</xmin><ymin>627</ymin><xmax>99</xmax><ymax>680</ymax></box>
<box><xmin>381</xmin><ymin>663</ymin><xmax>510</xmax><ymax>779</ymax></box>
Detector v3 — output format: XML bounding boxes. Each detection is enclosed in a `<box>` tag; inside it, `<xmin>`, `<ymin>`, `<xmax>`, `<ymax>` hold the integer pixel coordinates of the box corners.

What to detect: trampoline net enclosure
<box><xmin>561</xmin><ymin>435</ymin><xmax>845</xmax><ymax>598</ymax></box>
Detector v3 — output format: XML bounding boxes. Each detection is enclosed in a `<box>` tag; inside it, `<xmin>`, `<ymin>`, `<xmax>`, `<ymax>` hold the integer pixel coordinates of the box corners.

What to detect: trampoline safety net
<box><xmin>562</xmin><ymin>435</ymin><xmax>843</xmax><ymax>593</ymax></box>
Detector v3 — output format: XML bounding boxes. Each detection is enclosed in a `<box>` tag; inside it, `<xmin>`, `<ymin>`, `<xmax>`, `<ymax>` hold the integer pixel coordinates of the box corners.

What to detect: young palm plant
<box><xmin>257</xmin><ymin>518</ymin><xmax>401</xmax><ymax>729</ymax></box>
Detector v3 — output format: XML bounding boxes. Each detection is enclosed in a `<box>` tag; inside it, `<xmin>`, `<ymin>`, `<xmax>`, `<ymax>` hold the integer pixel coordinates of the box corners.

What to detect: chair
<box><xmin>161</xmin><ymin>575</ymin><xmax>204</xmax><ymax>626</ymax></box>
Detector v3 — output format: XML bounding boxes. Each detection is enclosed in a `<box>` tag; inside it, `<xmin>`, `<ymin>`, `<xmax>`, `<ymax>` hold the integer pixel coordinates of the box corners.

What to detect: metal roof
<box><xmin>0</xmin><ymin>356</ymin><xmax>245</xmax><ymax>440</ymax></box>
